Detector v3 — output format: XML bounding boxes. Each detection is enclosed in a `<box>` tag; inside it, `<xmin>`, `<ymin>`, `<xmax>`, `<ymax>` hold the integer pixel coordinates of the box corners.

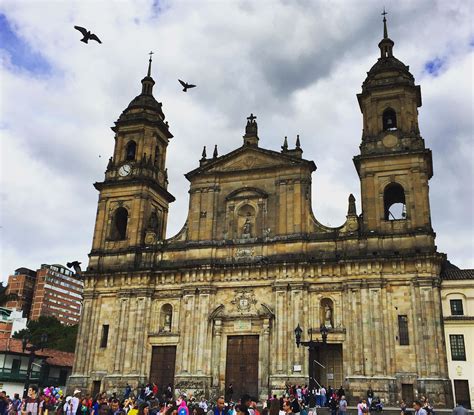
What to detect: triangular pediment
<box><xmin>209</xmin><ymin>150</ymin><xmax>283</xmax><ymax>172</ymax></box>
<box><xmin>186</xmin><ymin>146</ymin><xmax>314</xmax><ymax>180</ymax></box>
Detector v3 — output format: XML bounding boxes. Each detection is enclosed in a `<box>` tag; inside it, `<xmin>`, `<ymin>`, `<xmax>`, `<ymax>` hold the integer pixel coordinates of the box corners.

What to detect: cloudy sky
<box><xmin>0</xmin><ymin>0</ymin><xmax>472</xmax><ymax>279</ymax></box>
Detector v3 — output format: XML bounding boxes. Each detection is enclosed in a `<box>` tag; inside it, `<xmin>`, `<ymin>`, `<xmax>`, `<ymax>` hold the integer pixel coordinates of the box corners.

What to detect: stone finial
<box><xmin>296</xmin><ymin>134</ymin><xmax>301</xmax><ymax>149</ymax></box>
<box><xmin>378</xmin><ymin>8</ymin><xmax>394</xmax><ymax>58</ymax></box>
<box><xmin>213</xmin><ymin>145</ymin><xmax>218</xmax><ymax>159</ymax></box>
<box><xmin>348</xmin><ymin>193</ymin><xmax>357</xmax><ymax>216</ymax></box>
<box><xmin>201</xmin><ymin>146</ymin><xmax>207</xmax><ymax>161</ymax></box>
<box><xmin>281</xmin><ymin>136</ymin><xmax>288</xmax><ymax>151</ymax></box>
<box><xmin>141</xmin><ymin>52</ymin><xmax>155</xmax><ymax>95</ymax></box>
<box><xmin>243</xmin><ymin>113</ymin><xmax>259</xmax><ymax>146</ymax></box>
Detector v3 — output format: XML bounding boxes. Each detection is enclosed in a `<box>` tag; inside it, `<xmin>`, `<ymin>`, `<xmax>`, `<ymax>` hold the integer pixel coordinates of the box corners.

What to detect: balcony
<box><xmin>0</xmin><ymin>368</ymin><xmax>61</xmax><ymax>385</ymax></box>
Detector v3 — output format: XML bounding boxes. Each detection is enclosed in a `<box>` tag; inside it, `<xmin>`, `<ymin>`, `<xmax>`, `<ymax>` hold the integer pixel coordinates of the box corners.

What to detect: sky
<box><xmin>0</xmin><ymin>0</ymin><xmax>472</xmax><ymax>279</ymax></box>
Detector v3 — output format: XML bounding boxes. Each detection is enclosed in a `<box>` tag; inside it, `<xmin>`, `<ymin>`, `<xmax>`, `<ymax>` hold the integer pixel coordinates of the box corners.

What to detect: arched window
<box><xmin>110</xmin><ymin>207</ymin><xmax>128</xmax><ymax>240</ymax></box>
<box><xmin>125</xmin><ymin>141</ymin><xmax>137</xmax><ymax>161</ymax></box>
<box><xmin>160</xmin><ymin>304</ymin><xmax>173</xmax><ymax>332</ymax></box>
<box><xmin>383</xmin><ymin>108</ymin><xmax>397</xmax><ymax>131</ymax></box>
<box><xmin>384</xmin><ymin>183</ymin><xmax>406</xmax><ymax>220</ymax></box>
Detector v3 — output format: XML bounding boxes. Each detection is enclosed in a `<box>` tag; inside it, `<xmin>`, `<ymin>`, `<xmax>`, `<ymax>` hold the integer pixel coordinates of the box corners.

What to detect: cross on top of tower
<box><xmin>247</xmin><ymin>113</ymin><xmax>257</xmax><ymax>123</ymax></box>
<box><xmin>382</xmin><ymin>8</ymin><xmax>389</xmax><ymax>39</ymax></box>
<box><xmin>147</xmin><ymin>51</ymin><xmax>154</xmax><ymax>77</ymax></box>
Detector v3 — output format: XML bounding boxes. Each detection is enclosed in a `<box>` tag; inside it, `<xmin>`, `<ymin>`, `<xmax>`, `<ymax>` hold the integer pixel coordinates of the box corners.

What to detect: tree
<box><xmin>13</xmin><ymin>316</ymin><xmax>78</xmax><ymax>353</ymax></box>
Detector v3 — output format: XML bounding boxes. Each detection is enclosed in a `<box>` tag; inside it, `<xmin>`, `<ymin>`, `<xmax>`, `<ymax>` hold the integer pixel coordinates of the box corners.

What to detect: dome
<box><xmin>361</xmin><ymin>16</ymin><xmax>415</xmax><ymax>91</ymax></box>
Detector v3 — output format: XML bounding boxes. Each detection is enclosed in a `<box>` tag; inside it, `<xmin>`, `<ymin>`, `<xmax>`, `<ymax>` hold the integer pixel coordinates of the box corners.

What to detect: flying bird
<box><xmin>66</xmin><ymin>261</ymin><xmax>82</xmax><ymax>275</ymax></box>
<box><xmin>178</xmin><ymin>79</ymin><xmax>196</xmax><ymax>92</ymax></box>
<box><xmin>74</xmin><ymin>26</ymin><xmax>102</xmax><ymax>44</ymax></box>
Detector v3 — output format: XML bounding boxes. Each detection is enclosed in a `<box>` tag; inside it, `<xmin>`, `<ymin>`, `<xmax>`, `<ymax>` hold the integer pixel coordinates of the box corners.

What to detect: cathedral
<box><xmin>68</xmin><ymin>17</ymin><xmax>453</xmax><ymax>406</ymax></box>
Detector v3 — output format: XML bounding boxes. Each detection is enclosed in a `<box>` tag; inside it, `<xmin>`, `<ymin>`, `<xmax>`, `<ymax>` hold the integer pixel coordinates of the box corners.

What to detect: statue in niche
<box><xmin>163</xmin><ymin>313</ymin><xmax>172</xmax><ymax>332</ymax></box>
<box><xmin>324</xmin><ymin>304</ymin><xmax>333</xmax><ymax>328</ymax></box>
<box><xmin>242</xmin><ymin>217</ymin><xmax>252</xmax><ymax>238</ymax></box>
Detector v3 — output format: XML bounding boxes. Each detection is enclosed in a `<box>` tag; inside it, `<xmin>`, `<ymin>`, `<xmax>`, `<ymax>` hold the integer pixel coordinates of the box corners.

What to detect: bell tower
<box><xmin>354</xmin><ymin>12</ymin><xmax>434</xmax><ymax>241</ymax></box>
<box><xmin>88</xmin><ymin>54</ymin><xmax>175</xmax><ymax>271</ymax></box>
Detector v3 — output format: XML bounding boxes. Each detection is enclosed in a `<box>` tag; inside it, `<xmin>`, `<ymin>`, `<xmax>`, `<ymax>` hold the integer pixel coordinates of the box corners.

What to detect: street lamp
<box><xmin>294</xmin><ymin>324</ymin><xmax>328</xmax><ymax>390</ymax></box>
<box><xmin>21</xmin><ymin>332</ymin><xmax>48</xmax><ymax>399</ymax></box>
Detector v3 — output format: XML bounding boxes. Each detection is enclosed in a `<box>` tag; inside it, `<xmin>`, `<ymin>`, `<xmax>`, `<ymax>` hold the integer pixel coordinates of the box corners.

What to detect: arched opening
<box><xmin>125</xmin><ymin>141</ymin><xmax>137</xmax><ymax>161</ymax></box>
<box><xmin>160</xmin><ymin>304</ymin><xmax>173</xmax><ymax>332</ymax></box>
<box><xmin>110</xmin><ymin>207</ymin><xmax>128</xmax><ymax>240</ymax></box>
<box><xmin>320</xmin><ymin>298</ymin><xmax>334</xmax><ymax>328</ymax></box>
<box><xmin>384</xmin><ymin>183</ymin><xmax>406</xmax><ymax>220</ymax></box>
<box><xmin>383</xmin><ymin>108</ymin><xmax>397</xmax><ymax>131</ymax></box>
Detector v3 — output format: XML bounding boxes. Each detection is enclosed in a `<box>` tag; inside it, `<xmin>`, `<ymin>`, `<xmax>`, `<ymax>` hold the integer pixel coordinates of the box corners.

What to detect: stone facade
<box><xmin>68</xmin><ymin>21</ymin><xmax>453</xmax><ymax>406</ymax></box>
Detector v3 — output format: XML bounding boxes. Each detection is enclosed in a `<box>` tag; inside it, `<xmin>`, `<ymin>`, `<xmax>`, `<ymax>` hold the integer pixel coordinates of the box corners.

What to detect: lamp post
<box><xmin>294</xmin><ymin>324</ymin><xmax>328</xmax><ymax>390</ymax></box>
<box><xmin>21</xmin><ymin>332</ymin><xmax>48</xmax><ymax>399</ymax></box>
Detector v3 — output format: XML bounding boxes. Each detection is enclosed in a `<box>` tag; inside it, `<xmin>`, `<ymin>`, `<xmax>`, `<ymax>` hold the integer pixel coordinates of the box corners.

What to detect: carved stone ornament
<box><xmin>235</xmin><ymin>247</ymin><xmax>255</xmax><ymax>257</ymax></box>
<box><xmin>231</xmin><ymin>289</ymin><xmax>257</xmax><ymax>313</ymax></box>
<box><xmin>144</xmin><ymin>231</ymin><xmax>157</xmax><ymax>245</ymax></box>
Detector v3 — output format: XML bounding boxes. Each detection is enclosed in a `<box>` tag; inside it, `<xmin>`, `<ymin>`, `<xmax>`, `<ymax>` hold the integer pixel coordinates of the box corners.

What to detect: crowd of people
<box><xmin>0</xmin><ymin>383</ymin><xmax>468</xmax><ymax>415</ymax></box>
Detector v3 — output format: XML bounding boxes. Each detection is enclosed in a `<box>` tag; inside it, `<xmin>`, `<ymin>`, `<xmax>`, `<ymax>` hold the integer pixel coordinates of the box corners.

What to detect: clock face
<box><xmin>119</xmin><ymin>164</ymin><xmax>131</xmax><ymax>177</ymax></box>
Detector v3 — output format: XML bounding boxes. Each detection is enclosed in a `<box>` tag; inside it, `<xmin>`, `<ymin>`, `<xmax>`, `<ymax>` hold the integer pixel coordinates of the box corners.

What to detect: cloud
<box><xmin>0</xmin><ymin>0</ymin><xmax>472</xmax><ymax>279</ymax></box>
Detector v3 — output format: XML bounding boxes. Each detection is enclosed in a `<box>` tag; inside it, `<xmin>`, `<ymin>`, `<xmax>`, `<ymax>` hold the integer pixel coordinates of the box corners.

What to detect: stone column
<box><xmin>124</xmin><ymin>298</ymin><xmax>138</xmax><ymax>374</ymax></box>
<box><xmin>277</xmin><ymin>181</ymin><xmax>287</xmax><ymax>234</ymax></box>
<box><xmin>86</xmin><ymin>295</ymin><xmax>101</xmax><ymax>374</ymax></box>
<box><xmin>291</xmin><ymin>287</ymin><xmax>302</xmax><ymax>370</ymax></box>
<box><xmin>350</xmin><ymin>287</ymin><xmax>363</xmax><ymax>375</ymax></box>
<box><xmin>371</xmin><ymin>288</ymin><xmax>385</xmax><ymax>375</ymax></box>
<box><xmin>361</xmin><ymin>284</ymin><xmax>372</xmax><ymax>376</ymax></box>
<box><xmin>383</xmin><ymin>285</ymin><xmax>395</xmax><ymax>374</ymax></box>
<box><xmin>341</xmin><ymin>286</ymin><xmax>352</xmax><ymax>376</ymax></box>
<box><xmin>74</xmin><ymin>297</ymin><xmax>93</xmax><ymax>374</ymax></box>
<box><xmin>134</xmin><ymin>296</ymin><xmax>147</xmax><ymax>374</ymax></box>
<box><xmin>410</xmin><ymin>281</ymin><xmax>426</xmax><ymax>376</ymax></box>
<box><xmin>260</xmin><ymin>318</ymin><xmax>271</xmax><ymax>397</ymax></box>
<box><xmin>432</xmin><ymin>283</ymin><xmax>448</xmax><ymax>376</ymax></box>
<box><xmin>181</xmin><ymin>294</ymin><xmax>195</xmax><ymax>373</ymax></box>
<box><xmin>422</xmin><ymin>286</ymin><xmax>439</xmax><ymax>376</ymax></box>
<box><xmin>211</xmin><ymin>320</ymin><xmax>222</xmax><ymax>387</ymax></box>
<box><xmin>140</xmin><ymin>296</ymin><xmax>153</xmax><ymax>376</ymax></box>
<box><xmin>114</xmin><ymin>296</ymin><xmax>129</xmax><ymax>373</ymax></box>
<box><xmin>196</xmin><ymin>292</ymin><xmax>210</xmax><ymax>373</ymax></box>
<box><xmin>275</xmin><ymin>288</ymin><xmax>286</xmax><ymax>373</ymax></box>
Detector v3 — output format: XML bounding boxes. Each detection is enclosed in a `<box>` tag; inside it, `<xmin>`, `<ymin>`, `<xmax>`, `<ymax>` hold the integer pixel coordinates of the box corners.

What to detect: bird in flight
<box><xmin>66</xmin><ymin>261</ymin><xmax>83</xmax><ymax>275</ymax></box>
<box><xmin>74</xmin><ymin>26</ymin><xmax>102</xmax><ymax>44</ymax></box>
<box><xmin>178</xmin><ymin>79</ymin><xmax>196</xmax><ymax>92</ymax></box>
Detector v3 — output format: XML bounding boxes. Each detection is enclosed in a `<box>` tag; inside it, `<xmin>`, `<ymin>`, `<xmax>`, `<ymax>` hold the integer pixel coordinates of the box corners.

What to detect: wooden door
<box><xmin>454</xmin><ymin>380</ymin><xmax>471</xmax><ymax>409</ymax></box>
<box><xmin>92</xmin><ymin>381</ymin><xmax>101</xmax><ymax>398</ymax></box>
<box><xmin>225</xmin><ymin>335</ymin><xmax>259</xmax><ymax>400</ymax></box>
<box><xmin>150</xmin><ymin>346</ymin><xmax>176</xmax><ymax>392</ymax></box>
<box><xmin>320</xmin><ymin>344</ymin><xmax>343</xmax><ymax>388</ymax></box>
<box><xmin>401</xmin><ymin>384</ymin><xmax>414</xmax><ymax>404</ymax></box>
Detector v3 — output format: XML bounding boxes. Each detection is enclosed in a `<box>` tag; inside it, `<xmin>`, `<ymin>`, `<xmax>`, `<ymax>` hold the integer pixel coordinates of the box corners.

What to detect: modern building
<box><xmin>442</xmin><ymin>265</ymin><xmax>474</xmax><ymax>409</ymax></box>
<box><xmin>0</xmin><ymin>338</ymin><xmax>73</xmax><ymax>396</ymax></box>
<box><xmin>30</xmin><ymin>264</ymin><xmax>83</xmax><ymax>325</ymax></box>
<box><xmin>0</xmin><ymin>308</ymin><xmax>27</xmax><ymax>340</ymax></box>
<box><xmin>5</xmin><ymin>267</ymin><xmax>37</xmax><ymax>318</ymax></box>
<box><xmin>69</xmin><ymin>16</ymin><xmax>454</xmax><ymax>406</ymax></box>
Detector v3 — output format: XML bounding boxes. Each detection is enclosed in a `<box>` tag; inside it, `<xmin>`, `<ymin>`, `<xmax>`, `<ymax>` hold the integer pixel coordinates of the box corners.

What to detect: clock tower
<box><xmin>88</xmin><ymin>55</ymin><xmax>175</xmax><ymax>272</ymax></box>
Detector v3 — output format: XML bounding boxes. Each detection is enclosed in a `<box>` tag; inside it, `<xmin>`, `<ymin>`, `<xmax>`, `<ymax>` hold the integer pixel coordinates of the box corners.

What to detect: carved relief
<box><xmin>231</xmin><ymin>289</ymin><xmax>257</xmax><ymax>314</ymax></box>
